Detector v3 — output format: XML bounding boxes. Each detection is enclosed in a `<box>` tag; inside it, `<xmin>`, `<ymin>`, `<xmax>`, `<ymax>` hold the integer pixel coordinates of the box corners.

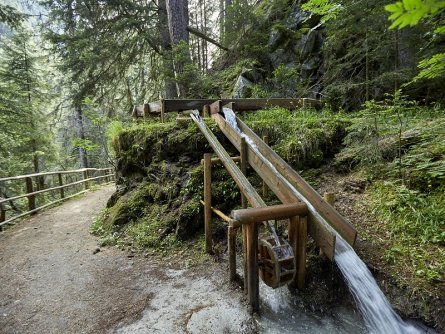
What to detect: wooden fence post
<box><xmin>204</xmin><ymin>153</ymin><xmax>212</xmax><ymax>253</ymax></box>
<box><xmin>25</xmin><ymin>177</ymin><xmax>36</xmax><ymax>214</ymax></box>
<box><xmin>83</xmin><ymin>170</ymin><xmax>89</xmax><ymax>190</ymax></box>
<box><xmin>0</xmin><ymin>203</ymin><xmax>5</xmax><ymax>224</ymax></box>
<box><xmin>58</xmin><ymin>173</ymin><xmax>65</xmax><ymax>199</ymax></box>
<box><xmin>228</xmin><ymin>225</ymin><xmax>237</xmax><ymax>281</ymax></box>
<box><xmin>247</xmin><ymin>222</ymin><xmax>259</xmax><ymax>312</ymax></box>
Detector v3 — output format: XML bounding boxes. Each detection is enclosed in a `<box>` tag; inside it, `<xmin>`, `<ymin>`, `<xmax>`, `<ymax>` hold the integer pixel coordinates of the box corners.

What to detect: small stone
<box><xmin>93</xmin><ymin>247</ymin><xmax>100</xmax><ymax>254</ymax></box>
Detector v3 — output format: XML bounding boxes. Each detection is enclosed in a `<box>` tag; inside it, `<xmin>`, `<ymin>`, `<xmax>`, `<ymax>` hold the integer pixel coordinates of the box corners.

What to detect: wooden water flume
<box><xmin>134</xmin><ymin>98</ymin><xmax>357</xmax><ymax>312</ymax></box>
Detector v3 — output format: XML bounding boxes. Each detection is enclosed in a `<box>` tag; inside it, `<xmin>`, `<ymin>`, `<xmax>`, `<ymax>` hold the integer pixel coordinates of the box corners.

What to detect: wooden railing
<box><xmin>0</xmin><ymin>167</ymin><xmax>115</xmax><ymax>227</ymax></box>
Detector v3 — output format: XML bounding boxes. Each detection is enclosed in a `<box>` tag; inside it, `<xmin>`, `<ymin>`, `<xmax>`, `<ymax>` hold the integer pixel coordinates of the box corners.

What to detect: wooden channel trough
<box><xmin>133</xmin><ymin>98</ymin><xmax>357</xmax><ymax>312</ymax></box>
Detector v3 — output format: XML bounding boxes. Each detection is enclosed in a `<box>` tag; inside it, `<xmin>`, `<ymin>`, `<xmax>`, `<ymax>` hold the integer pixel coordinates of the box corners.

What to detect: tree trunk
<box><xmin>75</xmin><ymin>105</ymin><xmax>88</xmax><ymax>168</ymax></box>
<box><xmin>159</xmin><ymin>0</ymin><xmax>178</xmax><ymax>98</ymax></box>
<box><xmin>166</xmin><ymin>0</ymin><xmax>192</xmax><ymax>97</ymax></box>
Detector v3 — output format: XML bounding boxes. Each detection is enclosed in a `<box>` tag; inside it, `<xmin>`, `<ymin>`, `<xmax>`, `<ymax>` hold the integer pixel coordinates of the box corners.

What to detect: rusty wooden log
<box><xmin>228</xmin><ymin>225</ymin><xmax>237</xmax><ymax>281</ymax></box>
<box><xmin>204</xmin><ymin>153</ymin><xmax>213</xmax><ymax>253</ymax></box>
<box><xmin>240</xmin><ymin>137</ymin><xmax>247</xmax><ymax>209</ymax></box>
<box><xmin>231</xmin><ymin>203</ymin><xmax>308</xmax><ymax>225</ymax></box>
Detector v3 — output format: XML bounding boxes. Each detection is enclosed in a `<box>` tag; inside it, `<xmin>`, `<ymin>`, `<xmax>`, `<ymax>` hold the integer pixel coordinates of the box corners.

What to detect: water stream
<box><xmin>220</xmin><ymin>108</ymin><xmax>424</xmax><ymax>334</ymax></box>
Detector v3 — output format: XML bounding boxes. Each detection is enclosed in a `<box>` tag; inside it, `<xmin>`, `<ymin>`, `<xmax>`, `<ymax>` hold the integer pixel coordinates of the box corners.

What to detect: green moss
<box><xmin>242</xmin><ymin>107</ymin><xmax>350</xmax><ymax>169</ymax></box>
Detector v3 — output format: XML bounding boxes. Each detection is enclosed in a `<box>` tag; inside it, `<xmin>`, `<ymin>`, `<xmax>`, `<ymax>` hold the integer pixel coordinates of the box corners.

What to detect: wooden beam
<box><xmin>133</xmin><ymin>98</ymin><xmax>322</xmax><ymax>116</ymax></box>
<box><xmin>231</xmin><ymin>203</ymin><xmax>308</xmax><ymax>224</ymax></box>
<box><xmin>200</xmin><ymin>156</ymin><xmax>241</xmax><ymax>165</ymax></box>
<box><xmin>204</xmin><ymin>153</ymin><xmax>212</xmax><ymax>254</ymax></box>
<box><xmin>58</xmin><ymin>173</ymin><xmax>65</xmax><ymax>199</ymax></box>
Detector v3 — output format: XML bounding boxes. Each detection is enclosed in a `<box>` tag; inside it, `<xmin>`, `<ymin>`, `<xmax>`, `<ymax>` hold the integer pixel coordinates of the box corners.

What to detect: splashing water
<box><xmin>335</xmin><ymin>236</ymin><xmax>420</xmax><ymax>334</ymax></box>
<box><xmin>220</xmin><ymin>108</ymin><xmax>422</xmax><ymax>334</ymax></box>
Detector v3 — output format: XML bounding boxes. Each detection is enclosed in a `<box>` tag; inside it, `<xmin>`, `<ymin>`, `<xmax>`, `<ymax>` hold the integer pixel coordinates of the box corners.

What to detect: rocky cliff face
<box><xmin>230</xmin><ymin>4</ymin><xmax>324</xmax><ymax>100</ymax></box>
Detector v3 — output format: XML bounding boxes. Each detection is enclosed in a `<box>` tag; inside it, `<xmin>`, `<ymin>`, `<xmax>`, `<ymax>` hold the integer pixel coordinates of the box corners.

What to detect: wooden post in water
<box><xmin>262</xmin><ymin>135</ymin><xmax>269</xmax><ymax>197</ymax></box>
<box><xmin>240</xmin><ymin>137</ymin><xmax>248</xmax><ymax>292</ymax></box>
<box><xmin>247</xmin><ymin>221</ymin><xmax>259</xmax><ymax>312</ymax></box>
<box><xmin>203</xmin><ymin>153</ymin><xmax>212</xmax><ymax>253</ymax></box>
<box><xmin>83</xmin><ymin>170</ymin><xmax>89</xmax><ymax>190</ymax></box>
<box><xmin>58</xmin><ymin>173</ymin><xmax>65</xmax><ymax>199</ymax></box>
<box><xmin>25</xmin><ymin>177</ymin><xmax>36</xmax><ymax>214</ymax></box>
<box><xmin>228</xmin><ymin>225</ymin><xmax>237</xmax><ymax>281</ymax></box>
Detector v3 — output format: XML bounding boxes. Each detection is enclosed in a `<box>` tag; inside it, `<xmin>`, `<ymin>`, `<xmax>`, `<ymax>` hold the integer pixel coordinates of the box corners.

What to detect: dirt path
<box><xmin>0</xmin><ymin>186</ymin><xmax>254</xmax><ymax>334</ymax></box>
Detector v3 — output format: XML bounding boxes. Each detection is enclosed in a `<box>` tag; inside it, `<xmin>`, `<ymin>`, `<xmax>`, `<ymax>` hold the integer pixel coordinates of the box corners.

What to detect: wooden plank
<box><xmin>204</xmin><ymin>153</ymin><xmax>213</xmax><ymax>254</ymax></box>
<box><xmin>0</xmin><ymin>168</ymin><xmax>113</xmax><ymax>182</ymax></box>
<box><xmin>240</xmin><ymin>137</ymin><xmax>247</xmax><ymax>209</ymax></box>
<box><xmin>262</xmin><ymin>135</ymin><xmax>269</xmax><ymax>197</ymax></box>
<box><xmin>212</xmin><ymin>113</ymin><xmax>336</xmax><ymax>260</ymax></box>
<box><xmin>236</xmin><ymin>117</ymin><xmax>357</xmax><ymax>246</ymax></box>
<box><xmin>83</xmin><ymin>170</ymin><xmax>89</xmax><ymax>190</ymax></box>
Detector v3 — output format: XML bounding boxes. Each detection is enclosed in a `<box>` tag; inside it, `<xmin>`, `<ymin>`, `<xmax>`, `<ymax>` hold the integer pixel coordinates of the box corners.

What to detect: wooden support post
<box><xmin>228</xmin><ymin>225</ymin><xmax>237</xmax><ymax>282</ymax></box>
<box><xmin>288</xmin><ymin>216</ymin><xmax>298</xmax><ymax>287</ymax></box>
<box><xmin>204</xmin><ymin>153</ymin><xmax>212</xmax><ymax>254</ymax></box>
<box><xmin>25</xmin><ymin>177</ymin><xmax>36</xmax><ymax>214</ymax></box>
<box><xmin>247</xmin><ymin>222</ymin><xmax>259</xmax><ymax>312</ymax></box>
<box><xmin>58</xmin><ymin>173</ymin><xmax>65</xmax><ymax>199</ymax></box>
<box><xmin>160</xmin><ymin>99</ymin><xmax>165</xmax><ymax>123</ymax></box>
<box><xmin>262</xmin><ymin>135</ymin><xmax>269</xmax><ymax>197</ymax></box>
<box><xmin>240</xmin><ymin>137</ymin><xmax>248</xmax><ymax>292</ymax></box>
<box><xmin>83</xmin><ymin>170</ymin><xmax>89</xmax><ymax>190</ymax></box>
<box><xmin>297</xmin><ymin>215</ymin><xmax>307</xmax><ymax>289</ymax></box>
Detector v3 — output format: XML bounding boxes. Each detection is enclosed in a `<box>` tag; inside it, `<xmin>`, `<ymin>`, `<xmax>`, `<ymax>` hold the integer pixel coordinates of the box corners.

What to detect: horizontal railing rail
<box><xmin>0</xmin><ymin>167</ymin><xmax>115</xmax><ymax>227</ymax></box>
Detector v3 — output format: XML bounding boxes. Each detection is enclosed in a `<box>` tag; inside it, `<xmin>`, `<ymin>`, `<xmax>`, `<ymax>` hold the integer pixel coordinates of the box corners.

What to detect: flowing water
<box><xmin>220</xmin><ymin>108</ymin><xmax>425</xmax><ymax>333</ymax></box>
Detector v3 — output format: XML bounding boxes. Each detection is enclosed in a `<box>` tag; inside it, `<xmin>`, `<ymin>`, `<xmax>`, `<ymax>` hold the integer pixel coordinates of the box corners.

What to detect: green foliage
<box><xmin>386</xmin><ymin>0</ymin><xmax>445</xmax><ymax>83</ymax></box>
<box><xmin>385</xmin><ymin>0</ymin><xmax>445</xmax><ymax>29</ymax></box>
<box><xmin>370</xmin><ymin>181</ymin><xmax>445</xmax><ymax>282</ymax></box>
<box><xmin>0</xmin><ymin>4</ymin><xmax>24</xmax><ymax>28</ymax></box>
<box><xmin>301</xmin><ymin>0</ymin><xmax>342</xmax><ymax>22</ymax></box>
